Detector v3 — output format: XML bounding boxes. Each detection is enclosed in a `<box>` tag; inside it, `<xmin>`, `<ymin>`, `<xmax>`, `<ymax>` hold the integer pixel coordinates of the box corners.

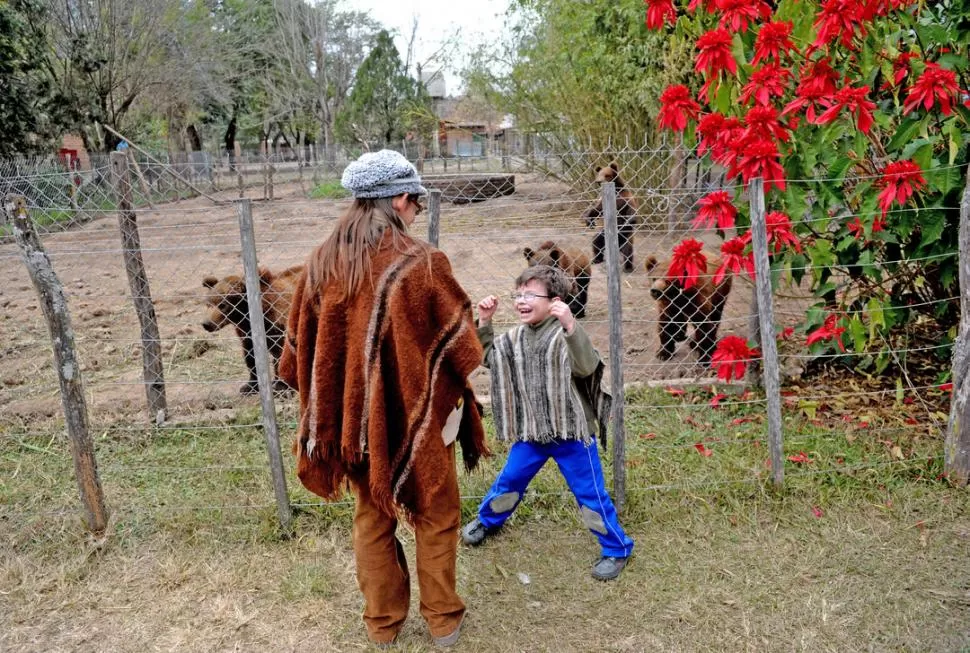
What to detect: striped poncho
<box><xmin>279</xmin><ymin>234</ymin><xmax>489</xmax><ymax>520</ymax></box>
<box><xmin>489</xmin><ymin>318</ymin><xmax>611</xmax><ymax>445</ymax></box>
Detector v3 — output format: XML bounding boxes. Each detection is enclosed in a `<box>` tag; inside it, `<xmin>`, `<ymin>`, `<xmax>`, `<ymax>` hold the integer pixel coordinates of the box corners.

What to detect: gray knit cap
<box><xmin>341</xmin><ymin>149</ymin><xmax>428</xmax><ymax>199</ymax></box>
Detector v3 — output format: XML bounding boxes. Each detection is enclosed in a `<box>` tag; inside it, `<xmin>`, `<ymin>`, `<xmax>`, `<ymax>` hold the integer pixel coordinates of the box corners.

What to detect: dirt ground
<box><xmin>0</xmin><ymin>174</ymin><xmax>809</xmax><ymax>429</ymax></box>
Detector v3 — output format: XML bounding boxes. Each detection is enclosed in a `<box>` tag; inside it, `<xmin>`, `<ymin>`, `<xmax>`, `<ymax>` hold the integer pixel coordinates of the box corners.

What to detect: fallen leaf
<box><xmin>666</xmin><ymin>386</ymin><xmax>686</xmax><ymax>396</ymax></box>
<box><xmin>731</xmin><ymin>417</ymin><xmax>753</xmax><ymax>426</ymax></box>
<box><xmin>694</xmin><ymin>443</ymin><xmax>713</xmax><ymax>457</ymax></box>
<box><xmin>639</xmin><ymin>432</ymin><xmax>657</xmax><ymax>440</ymax></box>
<box><xmin>787</xmin><ymin>452</ymin><xmax>812</xmax><ymax>464</ymax></box>
<box><xmin>710</xmin><ymin>393</ymin><xmax>728</xmax><ymax>408</ymax></box>
<box><xmin>517</xmin><ymin>572</ymin><xmax>531</xmax><ymax>585</ymax></box>
<box><xmin>812</xmin><ymin>506</ymin><xmax>824</xmax><ymax>518</ymax></box>
<box><xmin>890</xmin><ymin>445</ymin><xmax>904</xmax><ymax>460</ymax></box>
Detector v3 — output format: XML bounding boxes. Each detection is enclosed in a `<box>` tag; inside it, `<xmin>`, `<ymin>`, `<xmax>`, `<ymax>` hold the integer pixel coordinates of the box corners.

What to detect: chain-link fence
<box><xmin>0</xmin><ymin>142</ymin><xmax>961</xmax><ymax>530</ymax></box>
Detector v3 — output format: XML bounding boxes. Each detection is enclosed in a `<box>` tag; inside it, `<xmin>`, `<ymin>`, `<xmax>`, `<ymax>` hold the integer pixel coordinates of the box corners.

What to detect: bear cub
<box><xmin>644</xmin><ymin>254</ymin><xmax>732</xmax><ymax>363</ymax></box>
<box><xmin>201</xmin><ymin>265</ymin><xmax>303</xmax><ymax>394</ymax></box>
<box><xmin>583</xmin><ymin>162</ymin><xmax>639</xmax><ymax>273</ymax></box>
<box><xmin>523</xmin><ymin>241</ymin><xmax>592</xmax><ymax>319</ymax></box>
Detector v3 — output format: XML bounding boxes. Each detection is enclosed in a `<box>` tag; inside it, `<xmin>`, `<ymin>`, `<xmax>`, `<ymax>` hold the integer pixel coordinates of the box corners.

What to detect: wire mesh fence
<box><xmin>0</xmin><ymin>142</ymin><xmax>960</xmax><ymax>530</ymax></box>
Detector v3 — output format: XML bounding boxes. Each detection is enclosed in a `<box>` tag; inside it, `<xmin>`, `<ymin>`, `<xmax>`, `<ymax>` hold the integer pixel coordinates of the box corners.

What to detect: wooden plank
<box><xmin>602</xmin><ymin>181</ymin><xmax>627</xmax><ymax>512</ymax></box>
<box><xmin>945</xmin><ymin>171</ymin><xmax>970</xmax><ymax>485</ymax></box>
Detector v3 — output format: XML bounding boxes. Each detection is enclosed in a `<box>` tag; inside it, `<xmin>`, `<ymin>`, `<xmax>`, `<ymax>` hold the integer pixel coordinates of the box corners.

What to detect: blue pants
<box><xmin>477</xmin><ymin>439</ymin><xmax>634</xmax><ymax>558</ymax></box>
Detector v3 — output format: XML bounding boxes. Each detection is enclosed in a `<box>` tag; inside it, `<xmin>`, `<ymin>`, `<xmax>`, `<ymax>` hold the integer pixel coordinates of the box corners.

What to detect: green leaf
<box><xmin>827</xmin><ymin>154</ymin><xmax>853</xmax><ymax>181</ymax></box>
<box><xmin>946</xmin><ymin>120</ymin><xmax>964</xmax><ymax>166</ymax></box>
<box><xmin>887</xmin><ymin>116</ymin><xmax>924</xmax><ymax>153</ymax></box>
<box><xmin>848</xmin><ymin>315</ymin><xmax>867</xmax><ymax>352</ymax></box>
<box><xmin>919</xmin><ymin>212</ymin><xmax>945</xmax><ymax>250</ymax></box>
<box><xmin>867</xmin><ymin>298</ymin><xmax>886</xmax><ymax>341</ymax></box>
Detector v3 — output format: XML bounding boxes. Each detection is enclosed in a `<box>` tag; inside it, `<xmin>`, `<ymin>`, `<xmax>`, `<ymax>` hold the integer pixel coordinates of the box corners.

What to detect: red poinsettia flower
<box><xmin>902</xmin><ymin>62</ymin><xmax>961</xmax><ymax>115</ymax></box>
<box><xmin>693</xmin><ymin>190</ymin><xmax>737</xmax><ymax>230</ymax></box>
<box><xmin>715</xmin><ymin>237</ymin><xmax>754</xmax><ymax>285</ymax></box>
<box><xmin>742</xmin><ymin>105</ymin><xmax>791</xmax><ymax>143</ymax></box>
<box><xmin>863</xmin><ymin>0</ymin><xmax>918</xmax><ymax>17</ymax></box>
<box><xmin>710</xmin><ymin>392</ymin><xmax>729</xmax><ymax>408</ymax></box>
<box><xmin>667</xmin><ymin>238</ymin><xmax>708</xmax><ymax>290</ymax></box>
<box><xmin>658</xmin><ymin>84</ymin><xmax>701</xmax><ymax>131</ymax></box>
<box><xmin>846</xmin><ymin>217</ymin><xmax>865</xmax><ymax>239</ymax></box>
<box><xmin>806</xmin><ymin>313</ymin><xmax>846</xmax><ymax>351</ymax></box>
<box><xmin>715</xmin><ymin>0</ymin><xmax>772</xmax><ymax>33</ymax></box>
<box><xmin>781</xmin><ymin>58</ymin><xmax>841</xmax><ymax>122</ymax></box>
<box><xmin>752</xmin><ymin>21</ymin><xmax>796</xmax><ymax>65</ymax></box>
<box><xmin>711</xmin><ymin>117</ymin><xmax>744</xmax><ymax>166</ymax></box>
<box><xmin>813</xmin><ymin>0</ymin><xmax>867</xmax><ymax>50</ymax></box>
<box><xmin>696</xmin><ymin>113</ymin><xmax>726</xmax><ymax>157</ymax></box>
<box><xmin>877</xmin><ymin>159</ymin><xmax>926</xmax><ymax>216</ymax></box>
<box><xmin>740</xmin><ymin>64</ymin><xmax>792</xmax><ymax>107</ymax></box>
<box><xmin>645</xmin><ymin>0</ymin><xmax>677</xmax><ymax>30</ymax></box>
<box><xmin>765</xmin><ymin>211</ymin><xmax>801</xmax><ymax>253</ymax></box>
<box><xmin>711</xmin><ymin>335</ymin><xmax>759</xmax><ymax>382</ymax></box>
<box><xmin>814</xmin><ymin>84</ymin><xmax>876</xmax><ymax>133</ymax></box>
<box><xmin>779</xmin><ymin>326</ymin><xmax>795</xmax><ymax>340</ymax></box>
<box><xmin>728</xmin><ymin>138</ymin><xmax>786</xmax><ymax>191</ymax></box>
<box><xmin>695</xmin><ymin>28</ymin><xmax>738</xmax><ymax>77</ymax></box>
<box><xmin>872</xmin><ymin>215</ymin><xmax>887</xmax><ymax>232</ymax></box>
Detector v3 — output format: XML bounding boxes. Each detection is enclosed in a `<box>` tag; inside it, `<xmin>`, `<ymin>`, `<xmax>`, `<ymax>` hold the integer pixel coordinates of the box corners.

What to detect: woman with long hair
<box><xmin>279</xmin><ymin>150</ymin><xmax>488</xmax><ymax>648</ymax></box>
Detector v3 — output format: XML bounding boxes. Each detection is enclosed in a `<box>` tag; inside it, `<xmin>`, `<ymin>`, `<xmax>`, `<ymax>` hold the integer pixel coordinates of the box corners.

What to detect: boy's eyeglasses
<box><xmin>510</xmin><ymin>292</ymin><xmax>550</xmax><ymax>302</ymax></box>
<box><xmin>407</xmin><ymin>194</ymin><xmax>424</xmax><ymax>215</ymax></box>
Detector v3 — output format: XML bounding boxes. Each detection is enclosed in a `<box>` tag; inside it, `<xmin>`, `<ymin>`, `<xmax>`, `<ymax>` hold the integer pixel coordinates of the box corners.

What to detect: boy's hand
<box><xmin>477</xmin><ymin>295</ymin><xmax>499</xmax><ymax>325</ymax></box>
<box><xmin>550</xmin><ymin>299</ymin><xmax>576</xmax><ymax>334</ymax></box>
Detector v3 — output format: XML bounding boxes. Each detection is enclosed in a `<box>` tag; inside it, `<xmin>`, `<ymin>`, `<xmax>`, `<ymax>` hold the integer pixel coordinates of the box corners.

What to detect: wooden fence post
<box><xmin>747</xmin><ymin>178</ymin><xmax>785</xmax><ymax>488</ymax></box>
<box><xmin>3</xmin><ymin>194</ymin><xmax>110</xmax><ymax>538</ymax></box>
<box><xmin>945</xmin><ymin>172</ymin><xmax>970</xmax><ymax>485</ymax></box>
<box><xmin>666</xmin><ymin>134</ymin><xmax>687</xmax><ymax>234</ymax></box>
<box><xmin>427</xmin><ymin>189</ymin><xmax>441</xmax><ymax>247</ymax></box>
<box><xmin>110</xmin><ymin>151</ymin><xmax>167</xmax><ymax>425</ymax></box>
<box><xmin>235</xmin><ymin>199</ymin><xmax>294</xmax><ymax>533</ymax></box>
<box><xmin>602</xmin><ymin>181</ymin><xmax>627</xmax><ymax>512</ymax></box>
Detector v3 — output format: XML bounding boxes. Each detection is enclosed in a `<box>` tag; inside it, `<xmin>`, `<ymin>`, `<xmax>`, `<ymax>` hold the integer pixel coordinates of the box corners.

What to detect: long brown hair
<box><xmin>307</xmin><ymin>197</ymin><xmax>411</xmax><ymax>301</ymax></box>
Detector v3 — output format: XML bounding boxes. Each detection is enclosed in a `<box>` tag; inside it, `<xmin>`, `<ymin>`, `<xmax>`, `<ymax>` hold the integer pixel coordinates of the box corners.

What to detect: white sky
<box><xmin>339</xmin><ymin>0</ymin><xmax>512</xmax><ymax>95</ymax></box>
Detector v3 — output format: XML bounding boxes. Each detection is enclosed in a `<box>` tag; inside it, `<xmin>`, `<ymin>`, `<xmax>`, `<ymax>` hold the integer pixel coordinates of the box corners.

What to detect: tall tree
<box><xmin>335</xmin><ymin>30</ymin><xmax>431</xmax><ymax>149</ymax></box>
<box><xmin>0</xmin><ymin>0</ymin><xmax>67</xmax><ymax>156</ymax></box>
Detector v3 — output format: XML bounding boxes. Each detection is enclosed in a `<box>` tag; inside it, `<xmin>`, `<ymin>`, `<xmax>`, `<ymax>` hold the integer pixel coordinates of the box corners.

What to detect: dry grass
<box><xmin>3</xmin><ymin>388</ymin><xmax>970</xmax><ymax>653</ymax></box>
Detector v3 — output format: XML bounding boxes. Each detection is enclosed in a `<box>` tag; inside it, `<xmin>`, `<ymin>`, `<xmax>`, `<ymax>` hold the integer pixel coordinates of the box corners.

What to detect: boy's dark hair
<box><xmin>515</xmin><ymin>265</ymin><xmax>572</xmax><ymax>300</ymax></box>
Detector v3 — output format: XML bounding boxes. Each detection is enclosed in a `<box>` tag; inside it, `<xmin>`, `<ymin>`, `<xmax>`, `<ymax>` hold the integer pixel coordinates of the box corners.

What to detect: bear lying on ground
<box><xmin>523</xmin><ymin>241</ymin><xmax>592</xmax><ymax>319</ymax></box>
<box><xmin>644</xmin><ymin>254</ymin><xmax>732</xmax><ymax>363</ymax></box>
<box><xmin>583</xmin><ymin>162</ymin><xmax>639</xmax><ymax>273</ymax></box>
<box><xmin>201</xmin><ymin>265</ymin><xmax>304</xmax><ymax>394</ymax></box>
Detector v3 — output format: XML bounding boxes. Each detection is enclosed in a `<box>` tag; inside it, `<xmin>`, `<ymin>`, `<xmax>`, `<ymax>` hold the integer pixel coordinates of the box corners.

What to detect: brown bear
<box><xmin>583</xmin><ymin>162</ymin><xmax>639</xmax><ymax>273</ymax></box>
<box><xmin>201</xmin><ymin>264</ymin><xmax>304</xmax><ymax>395</ymax></box>
<box><xmin>523</xmin><ymin>241</ymin><xmax>592</xmax><ymax>318</ymax></box>
<box><xmin>644</xmin><ymin>254</ymin><xmax>732</xmax><ymax>363</ymax></box>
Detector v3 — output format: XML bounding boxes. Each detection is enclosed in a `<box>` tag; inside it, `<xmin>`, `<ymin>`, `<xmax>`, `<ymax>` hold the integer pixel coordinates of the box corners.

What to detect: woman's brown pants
<box><xmin>351</xmin><ymin>447</ymin><xmax>465</xmax><ymax>644</ymax></box>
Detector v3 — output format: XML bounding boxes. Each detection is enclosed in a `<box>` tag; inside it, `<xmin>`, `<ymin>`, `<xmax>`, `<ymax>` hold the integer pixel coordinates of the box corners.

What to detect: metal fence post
<box><xmin>3</xmin><ymin>194</ymin><xmax>109</xmax><ymax>538</ymax></box>
<box><xmin>110</xmin><ymin>151</ymin><xmax>167</xmax><ymax>425</ymax></box>
<box><xmin>747</xmin><ymin>178</ymin><xmax>785</xmax><ymax>488</ymax></box>
<box><xmin>602</xmin><ymin>181</ymin><xmax>627</xmax><ymax>511</ymax></box>
<box><xmin>235</xmin><ymin>198</ymin><xmax>293</xmax><ymax>533</ymax></box>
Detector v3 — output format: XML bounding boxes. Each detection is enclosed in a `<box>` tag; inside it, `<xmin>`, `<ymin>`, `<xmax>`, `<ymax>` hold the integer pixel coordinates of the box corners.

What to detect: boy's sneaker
<box><xmin>460</xmin><ymin>518</ymin><xmax>496</xmax><ymax>546</ymax></box>
<box><xmin>591</xmin><ymin>556</ymin><xmax>629</xmax><ymax>581</ymax></box>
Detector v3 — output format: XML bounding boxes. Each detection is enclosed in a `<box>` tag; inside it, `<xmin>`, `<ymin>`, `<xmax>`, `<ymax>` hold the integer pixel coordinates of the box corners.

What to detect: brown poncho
<box><xmin>279</xmin><ymin>235</ymin><xmax>488</xmax><ymax>519</ymax></box>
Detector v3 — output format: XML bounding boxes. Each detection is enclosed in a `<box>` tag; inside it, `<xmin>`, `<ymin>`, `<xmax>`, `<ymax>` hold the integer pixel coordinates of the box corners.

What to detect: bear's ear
<box><xmin>549</xmin><ymin>247</ymin><xmax>561</xmax><ymax>262</ymax></box>
<box><xmin>609</xmin><ymin>161</ymin><xmax>619</xmax><ymax>172</ymax></box>
<box><xmin>523</xmin><ymin>247</ymin><xmax>534</xmax><ymax>261</ymax></box>
<box><xmin>644</xmin><ymin>255</ymin><xmax>658</xmax><ymax>274</ymax></box>
<box><xmin>202</xmin><ymin>276</ymin><xmax>218</xmax><ymax>288</ymax></box>
<box><xmin>594</xmin><ymin>166</ymin><xmax>602</xmax><ymax>174</ymax></box>
<box><xmin>258</xmin><ymin>267</ymin><xmax>274</xmax><ymax>286</ymax></box>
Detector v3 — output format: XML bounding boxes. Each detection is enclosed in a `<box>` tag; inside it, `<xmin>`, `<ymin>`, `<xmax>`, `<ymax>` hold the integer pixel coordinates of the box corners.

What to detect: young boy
<box><xmin>461</xmin><ymin>265</ymin><xmax>634</xmax><ymax>580</ymax></box>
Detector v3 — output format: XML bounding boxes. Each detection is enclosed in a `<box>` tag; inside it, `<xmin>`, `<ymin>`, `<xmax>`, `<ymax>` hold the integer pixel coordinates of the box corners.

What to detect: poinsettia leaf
<box><xmin>886</xmin><ymin>116</ymin><xmax>924</xmax><ymax>153</ymax></box>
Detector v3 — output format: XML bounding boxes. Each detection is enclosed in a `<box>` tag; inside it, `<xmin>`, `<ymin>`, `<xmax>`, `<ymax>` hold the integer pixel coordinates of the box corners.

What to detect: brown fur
<box><xmin>643</xmin><ymin>254</ymin><xmax>732</xmax><ymax>363</ymax></box>
<box><xmin>523</xmin><ymin>240</ymin><xmax>593</xmax><ymax>319</ymax></box>
<box><xmin>583</xmin><ymin>162</ymin><xmax>639</xmax><ymax>272</ymax></box>
<box><xmin>201</xmin><ymin>264</ymin><xmax>303</xmax><ymax>394</ymax></box>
